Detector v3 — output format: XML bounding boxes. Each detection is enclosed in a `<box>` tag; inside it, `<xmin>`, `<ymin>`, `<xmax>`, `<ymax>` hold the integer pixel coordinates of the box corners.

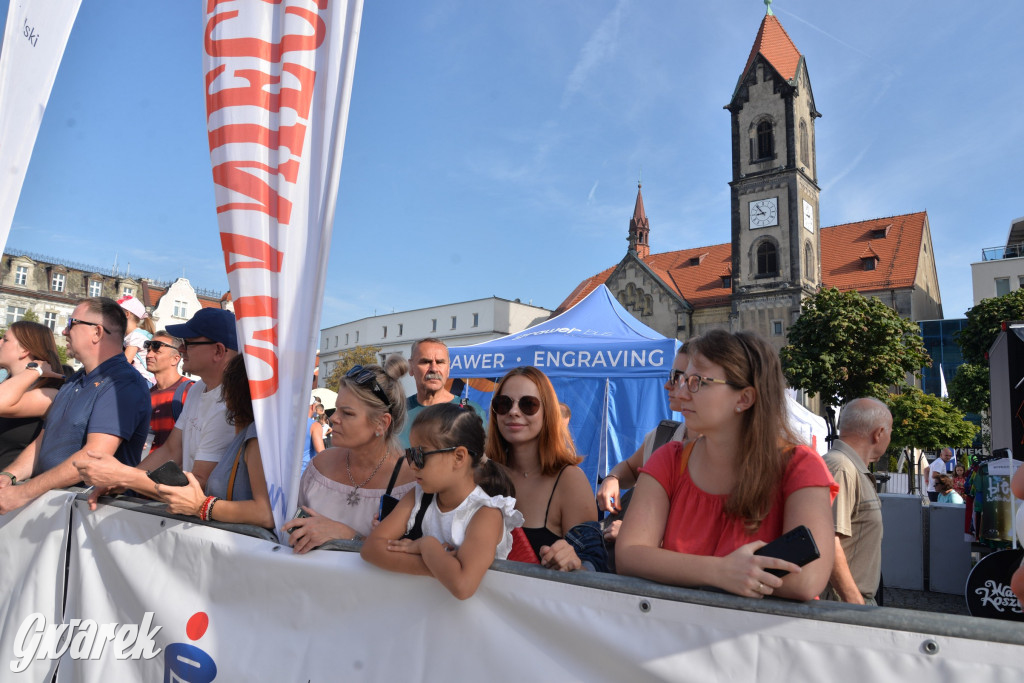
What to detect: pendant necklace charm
<box><xmin>345</xmin><ymin>449</ymin><xmax>390</xmax><ymax>506</ymax></box>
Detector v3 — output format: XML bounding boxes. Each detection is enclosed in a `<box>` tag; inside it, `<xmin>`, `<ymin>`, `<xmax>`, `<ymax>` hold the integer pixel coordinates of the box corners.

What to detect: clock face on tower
<box><xmin>803</xmin><ymin>200</ymin><xmax>814</xmax><ymax>233</ymax></box>
<box><xmin>748</xmin><ymin>197</ymin><xmax>778</xmax><ymax>228</ymax></box>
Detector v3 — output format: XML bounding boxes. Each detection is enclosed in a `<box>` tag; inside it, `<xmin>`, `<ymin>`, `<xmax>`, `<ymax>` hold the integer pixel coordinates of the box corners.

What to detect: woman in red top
<box><xmin>616</xmin><ymin>329</ymin><xmax>836</xmax><ymax>601</ymax></box>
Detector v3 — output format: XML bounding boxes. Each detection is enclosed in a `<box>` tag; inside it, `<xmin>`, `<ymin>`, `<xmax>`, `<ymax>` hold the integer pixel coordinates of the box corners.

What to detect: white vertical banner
<box><xmin>0</xmin><ymin>0</ymin><xmax>82</xmax><ymax>252</ymax></box>
<box><xmin>202</xmin><ymin>0</ymin><xmax>364</xmax><ymax>536</ymax></box>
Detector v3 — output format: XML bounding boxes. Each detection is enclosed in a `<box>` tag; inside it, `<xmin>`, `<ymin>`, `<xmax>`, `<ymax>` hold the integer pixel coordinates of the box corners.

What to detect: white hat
<box><xmin>117</xmin><ymin>295</ymin><xmax>148</xmax><ymax>320</ymax></box>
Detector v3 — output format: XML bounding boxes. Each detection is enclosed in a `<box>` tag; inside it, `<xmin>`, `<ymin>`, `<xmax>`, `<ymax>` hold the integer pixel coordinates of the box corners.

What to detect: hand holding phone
<box><xmin>753</xmin><ymin>525</ymin><xmax>820</xmax><ymax>578</ymax></box>
<box><xmin>147</xmin><ymin>461</ymin><xmax>189</xmax><ymax>487</ymax></box>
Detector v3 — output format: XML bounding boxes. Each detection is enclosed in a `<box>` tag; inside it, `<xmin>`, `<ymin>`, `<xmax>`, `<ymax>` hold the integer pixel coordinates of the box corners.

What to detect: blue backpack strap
<box><xmin>171</xmin><ymin>379</ymin><xmax>195</xmax><ymax>421</ymax></box>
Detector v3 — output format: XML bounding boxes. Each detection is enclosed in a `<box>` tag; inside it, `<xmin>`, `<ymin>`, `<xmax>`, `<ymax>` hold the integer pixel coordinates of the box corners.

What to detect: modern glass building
<box><xmin>918</xmin><ymin>318</ymin><xmax>967</xmax><ymax>397</ymax></box>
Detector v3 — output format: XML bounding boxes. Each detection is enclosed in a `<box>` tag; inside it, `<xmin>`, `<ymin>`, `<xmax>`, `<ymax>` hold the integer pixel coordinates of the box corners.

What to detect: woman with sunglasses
<box><xmin>616</xmin><ymin>330</ymin><xmax>836</xmax><ymax>601</ymax></box>
<box><xmin>285</xmin><ymin>356</ymin><xmax>415</xmax><ymax>553</ymax></box>
<box><xmin>485</xmin><ymin>366</ymin><xmax>602</xmax><ymax>572</ymax></box>
<box><xmin>0</xmin><ymin>321</ymin><xmax>66</xmax><ymax>474</ymax></box>
<box><xmin>362</xmin><ymin>403</ymin><xmax>522</xmax><ymax>599</ymax></box>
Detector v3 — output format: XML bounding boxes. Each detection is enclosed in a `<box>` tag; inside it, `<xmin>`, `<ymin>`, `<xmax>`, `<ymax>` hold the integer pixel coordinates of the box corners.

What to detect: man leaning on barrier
<box><xmin>73</xmin><ymin>308</ymin><xmax>238</xmax><ymax>508</ymax></box>
<box><xmin>0</xmin><ymin>298</ymin><xmax>151</xmax><ymax>515</ymax></box>
<box><xmin>820</xmin><ymin>397</ymin><xmax>890</xmax><ymax>605</ymax></box>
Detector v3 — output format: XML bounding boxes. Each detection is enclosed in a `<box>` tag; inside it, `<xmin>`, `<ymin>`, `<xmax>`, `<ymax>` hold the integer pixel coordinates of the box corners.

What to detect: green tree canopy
<box><xmin>948</xmin><ymin>362</ymin><xmax>989</xmax><ymax>415</ymax></box>
<box><xmin>324</xmin><ymin>345</ymin><xmax>383</xmax><ymax>390</ymax></box>
<box><xmin>887</xmin><ymin>387</ymin><xmax>979</xmax><ymax>453</ymax></box>
<box><xmin>955</xmin><ymin>289</ymin><xmax>1024</xmax><ymax>366</ymax></box>
<box><xmin>780</xmin><ymin>287</ymin><xmax>930</xmax><ymax>407</ymax></box>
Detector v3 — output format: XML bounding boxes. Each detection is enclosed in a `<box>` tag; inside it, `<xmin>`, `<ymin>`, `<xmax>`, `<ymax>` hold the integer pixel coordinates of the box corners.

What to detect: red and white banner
<box><xmin>0</xmin><ymin>0</ymin><xmax>82</xmax><ymax>252</ymax></box>
<box><xmin>203</xmin><ymin>0</ymin><xmax>364</xmax><ymax>535</ymax></box>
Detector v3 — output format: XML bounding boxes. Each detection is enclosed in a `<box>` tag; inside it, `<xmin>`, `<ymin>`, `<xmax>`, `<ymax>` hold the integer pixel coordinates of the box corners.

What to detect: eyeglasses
<box><xmin>404</xmin><ymin>446</ymin><xmax>458</xmax><ymax>469</ymax></box>
<box><xmin>179</xmin><ymin>339</ymin><xmax>220</xmax><ymax>351</ymax></box>
<box><xmin>669</xmin><ymin>369</ymin><xmax>685</xmax><ymax>386</ymax></box>
<box><xmin>491</xmin><ymin>394</ymin><xmax>542</xmax><ymax>416</ymax></box>
<box><xmin>65</xmin><ymin>318</ymin><xmax>110</xmax><ymax>335</ymax></box>
<box><xmin>675</xmin><ymin>372</ymin><xmax>737</xmax><ymax>394</ymax></box>
<box><xmin>346</xmin><ymin>365</ymin><xmax>392</xmax><ymax>408</ymax></box>
<box><xmin>143</xmin><ymin>340</ymin><xmax>179</xmax><ymax>353</ymax></box>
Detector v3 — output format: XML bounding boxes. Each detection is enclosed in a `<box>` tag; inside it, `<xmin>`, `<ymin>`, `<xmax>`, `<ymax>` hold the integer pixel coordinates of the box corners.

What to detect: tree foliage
<box><xmin>955</xmin><ymin>289</ymin><xmax>1024</xmax><ymax>366</ymax></box>
<box><xmin>323</xmin><ymin>345</ymin><xmax>383</xmax><ymax>390</ymax></box>
<box><xmin>887</xmin><ymin>387</ymin><xmax>979</xmax><ymax>453</ymax></box>
<box><xmin>780</xmin><ymin>287</ymin><xmax>930</xmax><ymax>406</ymax></box>
<box><xmin>21</xmin><ymin>310</ymin><xmax>38</xmax><ymax>323</ymax></box>
<box><xmin>948</xmin><ymin>362</ymin><xmax>989</xmax><ymax>415</ymax></box>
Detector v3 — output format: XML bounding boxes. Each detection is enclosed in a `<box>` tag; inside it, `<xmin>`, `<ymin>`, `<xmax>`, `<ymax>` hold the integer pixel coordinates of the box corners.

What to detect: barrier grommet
<box><xmin>639</xmin><ymin>600</ymin><xmax>651</xmax><ymax>613</ymax></box>
<box><xmin>922</xmin><ymin>639</ymin><xmax>940</xmax><ymax>655</ymax></box>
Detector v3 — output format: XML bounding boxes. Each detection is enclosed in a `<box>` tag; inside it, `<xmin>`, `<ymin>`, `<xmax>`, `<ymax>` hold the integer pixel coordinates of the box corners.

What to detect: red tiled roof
<box><xmin>556</xmin><ymin>212</ymin><xmax>928</xmax><ymax>312</ymax></box>
<box><xmin>820</xmin><ymin>212</ymin><xmax>926</xmax><ymax>293</ymax></box>
<box><xmin>741</xmin><ymin>14</ymin><xmax>801</xmax><ymax>83</ymax></box>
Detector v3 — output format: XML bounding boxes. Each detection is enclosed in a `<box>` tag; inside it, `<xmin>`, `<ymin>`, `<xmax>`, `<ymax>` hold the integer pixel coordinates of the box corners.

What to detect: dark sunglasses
<box><xmin>65</xmin><ymin>318</ymin><xmax>110</xmax><ymax>335</ymax></box>
<box><xmin>180</xmin><ymin>339</ymin><xmax>220</xmax><ymax>350</ymax></box>
<box><xmin>346</xmin><ymin>365</ymin><xmax>392</xmax><ymax>408</ymax></box>
<box><xmin>404</xmin><ymin>446</ymin><xmax>458</xmax><ymax>469</ymax></box>
<box><xmin>491</xmin><ymin>394</ymin><xmax>542</xmax><ymax>416</ymax></box>
<box><xmin>143</xmin><ymin>340</ymin><xmax>179</xmax><ymax>353</ymax></box>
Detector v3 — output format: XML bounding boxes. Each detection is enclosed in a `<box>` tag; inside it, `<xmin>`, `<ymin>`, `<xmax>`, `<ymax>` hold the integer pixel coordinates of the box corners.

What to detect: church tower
<box><xmin>726</xmin><ymin>6</ymin><xmax>821</xmax><ymax>345</ymax></box>
<box><xmin>627</xmin><ymin>183</ymin><xmax>650</xmax><ymax>259</ymax></box>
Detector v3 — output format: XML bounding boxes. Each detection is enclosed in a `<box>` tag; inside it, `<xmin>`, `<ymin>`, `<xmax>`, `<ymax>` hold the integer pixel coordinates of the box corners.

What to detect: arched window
<box><xmin>756</xmin><ymin>120</ymin><xmax>774</xmax><ymax>160</ymax></box>
<box><xmin>799</xmin><ymin>120</ymin><xmax>809</xmax><ymax>168</ymax></box>
<box><xmin>756</xmin><ymin>241</ymin><xmax>778</xmax><ymax>276</ymax></box>
<box><xmin>804</xmin><ymin>242</ymin><xmax>814</xmax><ymax>278</ymax></box>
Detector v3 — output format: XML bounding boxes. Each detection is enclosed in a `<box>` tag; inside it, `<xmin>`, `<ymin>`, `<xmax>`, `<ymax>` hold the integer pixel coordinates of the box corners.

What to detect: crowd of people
<box><xmin>2</xmin><ymin>296</ymin><xmax>1016</xmax><ymax>606</ymax></box>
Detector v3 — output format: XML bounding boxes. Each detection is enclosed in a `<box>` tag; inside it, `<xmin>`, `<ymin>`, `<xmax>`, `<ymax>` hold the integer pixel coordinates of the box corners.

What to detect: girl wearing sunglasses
<box><xmin>285</xmin><ymin>356</ymin><xmax>416</xmax><ymax>553</ymax></box>
<box><xmin>362</xmin><ymin>403</ymin><xmax>522</xmax><ymax>598</ymax></box>
<box><xmin>616</xmin><ymin>330</ymin><xmax>836</xmax><ymax>600</ymax></box>
<box><xmin>485</xmin><ymin>366</ymin><xmax>602</xmax><ymax>572</ymax></box>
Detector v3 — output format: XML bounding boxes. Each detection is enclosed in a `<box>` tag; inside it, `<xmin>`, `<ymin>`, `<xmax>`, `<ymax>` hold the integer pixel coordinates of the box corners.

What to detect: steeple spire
<box><xmin>765</xmin><ymin>0</ymin><xmax>773</xmax><ymax>16</ymax></box>
<box><xmin>627</xmin><ymin>182</ymin><xmax>650</xmax><ymax>259</ymax></box>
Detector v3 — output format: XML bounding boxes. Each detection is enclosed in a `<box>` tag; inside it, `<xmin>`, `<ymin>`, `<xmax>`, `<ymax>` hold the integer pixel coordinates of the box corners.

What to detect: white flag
<box><xmin>0</xmin><ymin>0</ymin><xmax>82</xmax><ymax>251</ymax></box>
<box><xmin>939</xmin><ymin>363</ymin><xmax>948</xmax><ymax>399</ymax></box>
<box><xmin>203</xmin><ymin>0</ymin><xmax>364</xmax><ymax>536</ymax></box>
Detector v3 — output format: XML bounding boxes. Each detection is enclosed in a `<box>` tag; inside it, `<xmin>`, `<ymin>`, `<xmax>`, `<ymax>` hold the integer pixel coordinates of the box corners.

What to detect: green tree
<box><xmin>887</xmin><ymin>387</ymin><xmax>978</xmax><ymax>454</ymax></box>
<box><xmin>950</xmin><ymin>290</ymin><xmax>1024</xmax><ymax>417</ymax></box>
<box><xmin>955</xmin><ymin>289</ymin><xmax>1024</xmax><ymax>365</ymax></box>
<box><xmin>780</xmin><ymin>287</ymin><xmax>931</xmax><ymax>407</ymax></box>
<box><xmin>21</xmin><ymin>310</ymin><xmax>38</xmax><ymax>323</ymax></box>
<box><xmin>324</xmin><ymin>345</ymin><xmax>383</xmax><ymax>390</ymax></box>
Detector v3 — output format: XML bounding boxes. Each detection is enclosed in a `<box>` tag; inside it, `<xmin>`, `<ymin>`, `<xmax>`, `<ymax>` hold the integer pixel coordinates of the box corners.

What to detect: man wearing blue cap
<box><xmin>75</xmin><ymin>308</ymin><xmax>239</xmax><ymax>503</ymax></box>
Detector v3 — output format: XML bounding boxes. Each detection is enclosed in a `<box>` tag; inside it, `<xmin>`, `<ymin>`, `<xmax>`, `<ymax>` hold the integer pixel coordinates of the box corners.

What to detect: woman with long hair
<box><xmin>285</xmin><ymin>355</ymin><xmax>416</xmax><ymax>552</ymax></box>
<box><xmin>485</xmin><ymin>366</ymin><xmax>601</xmax><ymax>571</ymax></box>
<box><xmin>0</xmin><ymin>321</ymin><xmax>65</xmax><ymax>473</ymax></box>
<box><xmin>616</xmin><ymin>329</ymin><xmax>836</xmax><ymax>600</ymax></box>
<box><xmin>155</xmin><ymin>354</ymin><xmax>274</xmax><ymax>528</ymax></box>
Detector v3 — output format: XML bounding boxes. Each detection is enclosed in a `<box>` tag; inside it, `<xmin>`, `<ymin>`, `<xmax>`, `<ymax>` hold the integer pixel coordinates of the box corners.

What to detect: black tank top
<box><xmin>0</xmin><ymin>416</ymin><xmax>44</xmax><ymax>471</ymax></box>
<box><xmin>522</xmin><ymin>467</ymin><xmax>568</xmax><ymax>556</ymax></box>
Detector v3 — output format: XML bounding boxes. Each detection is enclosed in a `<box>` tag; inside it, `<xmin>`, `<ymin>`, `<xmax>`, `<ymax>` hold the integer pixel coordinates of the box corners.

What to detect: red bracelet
<box><xmin>200</xmin><ymin>495</ymin><xmax>217</xmax><ymax>521</ymax></box>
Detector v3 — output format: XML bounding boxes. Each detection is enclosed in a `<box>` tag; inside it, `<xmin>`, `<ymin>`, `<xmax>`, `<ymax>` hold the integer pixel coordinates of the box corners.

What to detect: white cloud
<box><xmin>561</xmin><ymin>0</ymin><xmax>629</xmax><ymax>109</ymax></box>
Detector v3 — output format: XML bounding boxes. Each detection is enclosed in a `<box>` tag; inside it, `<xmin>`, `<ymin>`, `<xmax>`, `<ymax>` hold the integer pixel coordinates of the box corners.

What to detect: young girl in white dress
<box><xmin>362</xmin><ymin>403</ymin><xmax>523</xmax><ymax>599</ymax></box>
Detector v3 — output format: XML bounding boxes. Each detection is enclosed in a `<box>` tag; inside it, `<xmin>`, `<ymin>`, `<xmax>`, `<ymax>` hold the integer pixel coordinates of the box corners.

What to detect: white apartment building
<box><xmin>971</xmin><ymin>217</ymin><xmax>1024</xmax><ymax>304</ymax></box>
<box><xmin>319</xmin><ymin>297</ymin><xmax>551</xmax><ymax>394</ymax></box>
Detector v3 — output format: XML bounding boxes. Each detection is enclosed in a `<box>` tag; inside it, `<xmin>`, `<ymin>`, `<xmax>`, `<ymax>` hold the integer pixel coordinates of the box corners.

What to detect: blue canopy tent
<box><xmin>448</xmin><ymin>285</ymin><xmax>679</xmax><ymax>489</ymax></box>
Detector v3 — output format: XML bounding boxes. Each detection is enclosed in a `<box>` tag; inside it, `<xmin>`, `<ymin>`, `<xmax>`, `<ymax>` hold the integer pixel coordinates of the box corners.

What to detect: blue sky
<box><xmin>3</xmin><ymin>1</ymin><xmax>1021</xmax><ymax>334</ymax></box>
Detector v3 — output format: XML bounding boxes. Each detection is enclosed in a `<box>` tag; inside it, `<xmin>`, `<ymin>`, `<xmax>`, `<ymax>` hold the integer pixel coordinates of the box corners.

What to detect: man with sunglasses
<box><xmin>75</xmin><ymin>308</ymin><xmax>238</xmax><ymax>505</ymax></box>
<box><xmin>0</xmin><ymin>298</ymin><xmax>151</xmax><ymax>515</ymax></box>
<box><xmin>399</xmin><ymin>338</ymin><xmax>485</xmax><ymax>448</ymax></box>
<box><xmin>145</xmin><ymin>331</ymin><xmax>194</xmax><ymax>452</ymax></box>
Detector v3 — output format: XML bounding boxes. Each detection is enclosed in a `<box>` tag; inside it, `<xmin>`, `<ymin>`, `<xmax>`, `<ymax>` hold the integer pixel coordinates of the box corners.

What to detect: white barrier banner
<box><xmin>0</xmin><ymin>0</ymin><xmax>82</xmax><ymax>251</ymax></box>
<box><xmin>50</xmin><ymin>500</ymin><xmax>1024</xmax><ymax>681</ymax></box>
<box><xmin>0</xmin><ymin>489</ymin><xmax>75</xmax><ymax>681</ymax></box>
<box><xmin>203</xmin><ymin>0</ymin><xmax>364</xmax><ymax>534</ymax></box>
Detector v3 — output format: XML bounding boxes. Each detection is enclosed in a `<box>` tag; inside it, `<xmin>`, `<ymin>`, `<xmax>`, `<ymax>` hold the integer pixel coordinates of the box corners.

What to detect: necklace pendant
<box><xmin>346</xmin><ymin>489</ymin><xmax>361</xmax><ymax>506</ymax></box>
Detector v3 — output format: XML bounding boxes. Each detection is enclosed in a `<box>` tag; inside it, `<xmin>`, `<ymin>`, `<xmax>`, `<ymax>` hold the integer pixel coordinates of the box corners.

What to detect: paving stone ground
<box><xmin>882</xmin><ymin>587</ymin><xmax>969</xmax><ymax>616</ymax></box>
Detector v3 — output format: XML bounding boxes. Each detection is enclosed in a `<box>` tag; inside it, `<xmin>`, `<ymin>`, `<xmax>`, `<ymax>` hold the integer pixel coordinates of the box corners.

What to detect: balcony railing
<box><xmin>981</xmin><ymin>243</ymin><xmax>1024</xmax><ymax>261</ymax></box>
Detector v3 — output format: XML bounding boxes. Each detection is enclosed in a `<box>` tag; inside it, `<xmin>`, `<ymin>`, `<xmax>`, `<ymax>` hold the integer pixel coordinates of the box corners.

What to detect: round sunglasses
<box><xmin>404</xmin><ymin>446</ymin><xmax>457</xmax><ymax>469</ymax></box>
<box><xmin>491</xmin><ymin>394</ymin><xmax>542</xmax><ymax>416</ymax></box>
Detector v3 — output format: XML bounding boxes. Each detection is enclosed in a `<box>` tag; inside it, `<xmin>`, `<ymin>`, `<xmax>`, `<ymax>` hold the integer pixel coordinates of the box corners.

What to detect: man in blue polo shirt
<box><xmin>0</xmin><ymin>297</ymin><xmax>151</xmax><ymax>514</ymax></box>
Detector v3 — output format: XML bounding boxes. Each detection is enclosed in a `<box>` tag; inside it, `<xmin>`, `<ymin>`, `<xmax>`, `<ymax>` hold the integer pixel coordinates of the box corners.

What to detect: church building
<box><xmin>557</xmin><ymin>10</ymin><xmax>942</xmax><ymax>347</ymax></box>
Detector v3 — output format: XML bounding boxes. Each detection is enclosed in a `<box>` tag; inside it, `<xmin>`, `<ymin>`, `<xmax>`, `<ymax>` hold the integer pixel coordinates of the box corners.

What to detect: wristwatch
<box><xmin>26</xmin><ymin>362</ymin><xmax>43</xmax><ymax>377</ymax></box>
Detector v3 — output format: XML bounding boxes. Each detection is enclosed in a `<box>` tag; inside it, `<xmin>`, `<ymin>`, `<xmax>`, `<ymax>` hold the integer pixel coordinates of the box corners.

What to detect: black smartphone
<box><xmin>288</xmin><ymin>508</ymin><xmax>312</xmax><ymax>535</ymax></box>
<box><xmin>378</xmin><ymin>494</ymin><xmax>399</xmax><ymax>521</ymax></box>
<box><xmin>753</xmin><ymin>525</ymin><xmax>820</xmax><ymax>577</ymax></box>
<box><xmin>147</xmin><ymin>461</ymin><xmax>189</xmax><ymax>487</ymax></box>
